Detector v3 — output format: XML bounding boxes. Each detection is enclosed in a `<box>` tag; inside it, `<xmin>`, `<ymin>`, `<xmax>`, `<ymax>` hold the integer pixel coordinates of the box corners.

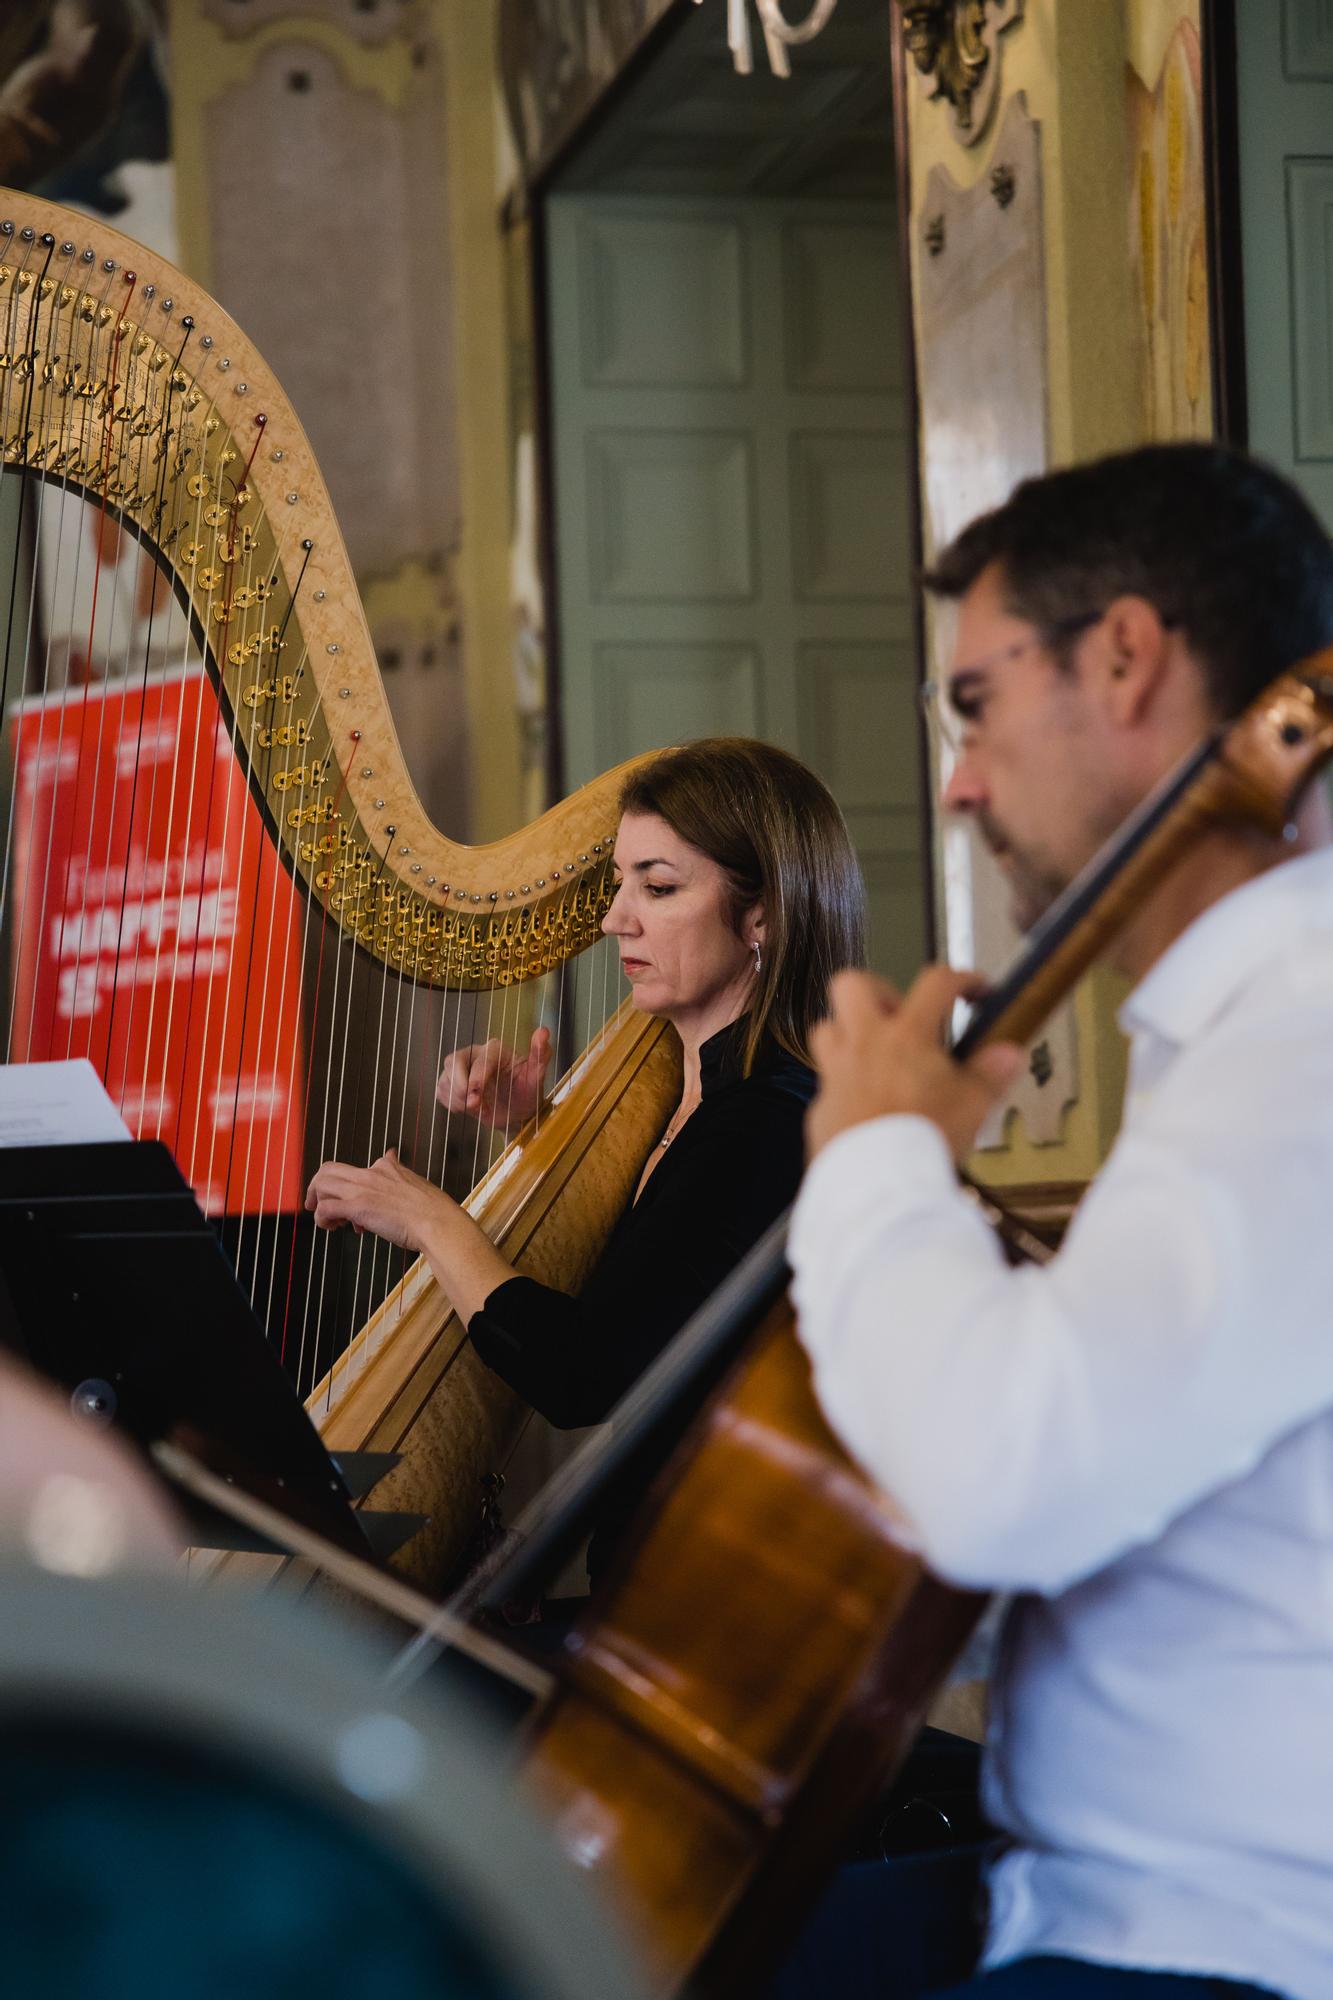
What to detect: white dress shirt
<box><xmin>789</xmin><ymin>846</ymin><xmax>1333</xmax><ymax>2000</ymax></box>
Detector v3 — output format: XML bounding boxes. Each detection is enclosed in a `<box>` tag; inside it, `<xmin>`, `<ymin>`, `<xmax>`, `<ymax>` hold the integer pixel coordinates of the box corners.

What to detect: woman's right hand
<box><xmin>436</xmin><ymin>1026</ymin><xmax>553</xmax><ymax>1128</ymax></box>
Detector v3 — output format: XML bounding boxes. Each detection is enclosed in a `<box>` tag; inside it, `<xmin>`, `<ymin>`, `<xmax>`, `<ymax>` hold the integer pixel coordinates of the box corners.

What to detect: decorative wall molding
<box><xmin>915</xmin><ymin>94</ymin><xmax>1080</xmax><ymax>1149</ymax></box>
<box><xmin>202</xmin><ymin>0</ymin><xmax>407</xmax><ymax>51</ymax></box>
<box><xmin>901</xmin><ymin>0</ymin><xmax>1024</xmax><ymax>146</ymax></box>
<box><xmin>187</xmin><ymin>13</ymin><xmax>425</xmax><ymax>108</ymax></box>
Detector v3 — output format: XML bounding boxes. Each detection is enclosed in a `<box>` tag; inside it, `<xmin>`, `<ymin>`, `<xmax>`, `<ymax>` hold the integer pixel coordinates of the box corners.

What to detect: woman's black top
<box><xmin>467</xmin><ymin>1018</ymin><xmax>814</xmax><ymax>1573</ymax></box>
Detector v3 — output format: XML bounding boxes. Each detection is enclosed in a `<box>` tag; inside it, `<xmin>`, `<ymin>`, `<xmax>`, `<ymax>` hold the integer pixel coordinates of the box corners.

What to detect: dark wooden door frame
<box><xmin>886</xmin><ymin>0</ymin><xmax>937</xmax><ymax>956</ymax></box>
<box><xmin>1201</xmin><ymin>0</ymin><xmax>1248</xmax><ymax>447</ymax></box>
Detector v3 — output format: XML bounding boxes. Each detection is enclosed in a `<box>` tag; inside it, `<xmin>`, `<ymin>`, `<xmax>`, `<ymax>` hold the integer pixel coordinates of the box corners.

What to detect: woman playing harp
<box><xmin>306</xmin><ymin>737</ymin><xmax>866</xmax><ymax>1576</ymax></box>
<box><xmin>0</xmin><ymin>191</ymin><xmax>856</xmax><ymax>1598</ymax></box>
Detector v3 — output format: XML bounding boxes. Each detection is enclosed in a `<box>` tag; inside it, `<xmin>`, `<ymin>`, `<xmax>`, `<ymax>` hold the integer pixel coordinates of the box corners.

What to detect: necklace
<box><xmin>658</xmin><ymin>1098</ymin><xmax>699</xmax><ymax>1148</ymax></box>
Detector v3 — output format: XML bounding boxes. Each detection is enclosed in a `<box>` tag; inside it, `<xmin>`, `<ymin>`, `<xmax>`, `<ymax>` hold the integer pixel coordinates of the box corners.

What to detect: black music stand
<box><xmin>0</xmin><ymin>1139</ymin><xmax>420</xmax><ymax>1563</ymax></box>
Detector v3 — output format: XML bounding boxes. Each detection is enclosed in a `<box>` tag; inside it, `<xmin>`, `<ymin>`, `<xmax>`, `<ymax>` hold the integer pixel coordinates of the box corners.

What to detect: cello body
<box><xmin>525</xmin><ymin>1305</ymin><xmax>982</xmax><ymax>1996</ymax></box>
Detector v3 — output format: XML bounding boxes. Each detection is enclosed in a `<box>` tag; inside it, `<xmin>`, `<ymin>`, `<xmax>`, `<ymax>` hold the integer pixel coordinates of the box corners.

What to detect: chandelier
<box><xmin>698</xmin><ymin>0</ymin><xmax>841</xmax><ymax>77</ymax></box>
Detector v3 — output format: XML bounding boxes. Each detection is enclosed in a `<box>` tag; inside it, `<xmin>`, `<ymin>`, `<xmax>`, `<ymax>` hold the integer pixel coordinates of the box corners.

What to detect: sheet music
<box><xmin>0</xmin><ymin>1061</ymin><xmax>132</xmax><ymax>1147</ymax></box>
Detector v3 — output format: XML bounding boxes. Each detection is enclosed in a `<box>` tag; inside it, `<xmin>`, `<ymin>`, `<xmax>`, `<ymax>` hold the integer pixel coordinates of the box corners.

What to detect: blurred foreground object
<box><xmin>0</xmin><ymin>1</ymin><xmax>143</xmax><ymax>189</ymax></box>
<box><xmin>0</xmin><ymin>1563</ymin><xmax>649</xmax><ymax>2000</ymax></box>
<box><xmin>0</xmin><ymin>1352</ymin><xmax>180</xmax><ymax>1570</ymax></box>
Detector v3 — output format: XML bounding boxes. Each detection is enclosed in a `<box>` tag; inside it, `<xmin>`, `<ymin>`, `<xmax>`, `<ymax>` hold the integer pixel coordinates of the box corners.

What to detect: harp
<box><xmin>0</xmin><ymin>190</ymin><xmax>681</xmax><ymax>1591</ymax></box>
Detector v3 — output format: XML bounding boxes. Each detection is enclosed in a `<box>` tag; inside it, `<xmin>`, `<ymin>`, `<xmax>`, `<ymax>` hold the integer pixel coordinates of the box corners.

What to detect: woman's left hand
<box><xmin>305</xmin><ymin>1149</ymin><xmax>453</xmax><ymax>1252</ymax></box>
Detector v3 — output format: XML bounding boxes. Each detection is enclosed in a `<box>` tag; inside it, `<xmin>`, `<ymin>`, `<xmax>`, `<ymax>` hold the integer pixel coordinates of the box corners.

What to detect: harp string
<box><xmin>39</xmin><ymin>265</ymin><xmax>124</xmax><ymax>1066</ymax></box>
<box><xmin>14</xmin><ymin>437</ymin><xmax>96</xmax><ymax>1067</ymax></box>
<box><xmin>166</xmin><ymin>479</ymin><xmax>244</xmax><ymax>1179</ymax></box>
<box><xmin>468</xmin><ymin>962</ymin><xmax>498</xmax><ymax>1193</ymax></box>
<box><xmin>284</xmin><ymin>723</ymin><xmax>360</xmax><ymax>1366</ymax></box>
<box><xmin>288</xmin><ymin>798</ymin><xmax>348</xmax><ymax>1387</ymax></box>
<box><xmin>325</xmin><ymin>838</ymin><xmax>394</xmax><ymax>1377</ymax></box>
<box><xmin>276</xmin><ymin>695</ymin><xmax>344</xmax><ymax>1362</ymax></box>
<box><xmin>395</xmin><ymin>927</ymin><xmax>443</xmax><ymax>1314</ymax></box>
<box><xmin>332</xmin><ymin>836</ymin><xmax>400</xmax><ymax>1366</ymax></box>
<box><xmin>424</xmin><ymin>918</ymin><xmax>458</xmax><ymax>1193</ymax></box>
<box><xmin>367</xmin><ymin>934</ymin><xmax>440</xmax><ymax>1366</ymax></box>
<box><xmin>302</xmin><ymin>740</ymin><xmax>371</xmax><ymax>1383</ymax></box>
<box><xmin>252</xmin><ymin>538</ymin><xmax>342</xmax><ymax>1343</ymax></box>
<box><xmin>382</xmin><ymin>928</ymin><xmax>425</xmax><ymax>1323</ymax></box>
<box><xmin>213</xmin><ymin>629</ymin><xmax>276</xmax><ymax>1233</ymax></box>
<box><xmin>58</xmin><ymin>383</ymin><xmax>140</xmax><ymax>1068</ymax></box>
<box><xmin>0</xmin><ymin>279</ymin><xmax>65</xmax><ymax>1001</ymax></box>
<box><xmin>185</xmin><ymin>449</ymin><xmax>266</xmax><ymax>1207</ymax></box>
<box><xmin>52</xmin><ymin>274</ymin><xmax>141</xmax><ymax>1067</ymax></box>
<box><xmin>139</xmin><ymin>356</ymin><xmax>231</xmax><ymax>1166</ymax></box>
<box><xmin>0</xmin><ymin>240</ymin><xmax>57</xmax><ymax>717</ymax></box>
<box><xmin>350</xmin><ymin>939</ymin><xmax>403</xmax><ymax>1333</ymax></box>
<box><xmin>138</xmin><ymin>465</ymin><xmax>216</xmax><ymax>1144</ymax></box>
<box><xmin>498</xmin><ymin>962</ymin><xmax>517</xmax><ymax>1156</ymax></box>
<box><xmin>200</xmin><ymin>414</ymin><xmax>272</xmax><ymax>1222</ymax></box>
<box><xmin>7</xmin><ymin>264</ymin><xmax>101</xmax><ymax>1072</ymax></box>
<box><xmin>99</xmin><ymin>331</ymin><xmax>197</xmax><ymax>1105</ymax></box>
<box><xmin>0</xmin><ymin>236</ymin><xmax>53</xmax><ymax>740</ymax></box>
<box><xmin>96</xmin><ymin>349</ymin><xmax>187</xmax><ymax>1101</ymax></box>
<box><xmin>235</xmin><ymin>546</ymin><xmax>316</xmax><ymax>1302</ymax></box>
<box><xmin>374</xmin><ymin>909</ymin><xmax>421</xmax><ymax>1309</ymax></box>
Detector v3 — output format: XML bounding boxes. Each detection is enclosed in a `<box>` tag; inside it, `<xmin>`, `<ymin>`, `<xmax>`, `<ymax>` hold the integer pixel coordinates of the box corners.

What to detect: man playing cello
<box><xmin>788</xmin><ymin>443</ymin><xmax>1333</xmax><ymax>2000</ymax></box>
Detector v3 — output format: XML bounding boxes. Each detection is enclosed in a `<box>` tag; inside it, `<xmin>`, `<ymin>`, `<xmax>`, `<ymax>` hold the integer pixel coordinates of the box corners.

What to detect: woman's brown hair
<box><xmin>618</xmin><ymin>738</ymin><xmax>867</xmax><ymax>1074</ymax></box>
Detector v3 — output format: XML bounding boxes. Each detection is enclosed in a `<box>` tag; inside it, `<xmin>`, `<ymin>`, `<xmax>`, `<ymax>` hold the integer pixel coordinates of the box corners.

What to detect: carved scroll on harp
<box><xmin>0</xmin><ymin>191</ymin><xmax>681</xmax><ymax>1592</ymax></box>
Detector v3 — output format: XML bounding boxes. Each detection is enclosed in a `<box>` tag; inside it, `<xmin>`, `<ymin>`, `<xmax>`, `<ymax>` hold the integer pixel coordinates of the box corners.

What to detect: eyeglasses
<box><xmin>918</xmin><ymin>612</ymin><xmax>1102</xmax><ymax>753</ymax></box>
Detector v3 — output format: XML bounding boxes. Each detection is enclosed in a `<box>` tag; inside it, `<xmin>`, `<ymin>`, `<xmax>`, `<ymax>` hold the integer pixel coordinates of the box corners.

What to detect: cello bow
<box><xmin>508</xmin><ymin>650</ymin><xmax>1333</xmax><ymax>1997</ymax></box>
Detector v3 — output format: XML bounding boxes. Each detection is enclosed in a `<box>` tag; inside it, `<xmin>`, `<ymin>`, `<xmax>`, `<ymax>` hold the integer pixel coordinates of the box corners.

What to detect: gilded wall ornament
<box><xmin>902</xmin><ymin>0</ymin><xmax>1025</xmax><ymax>145</ymax></box>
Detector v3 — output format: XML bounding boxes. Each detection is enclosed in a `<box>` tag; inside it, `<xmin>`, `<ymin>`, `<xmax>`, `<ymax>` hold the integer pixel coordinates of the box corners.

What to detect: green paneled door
<box><xmin>1235</xmin><ymin>1</ymin><xmax>1333</xmax><ymax>531</ymax></box>
<box><xmin>546</xmin><ymin>193</ymin><xmax>925</xmax><ymax>985</ymax></box>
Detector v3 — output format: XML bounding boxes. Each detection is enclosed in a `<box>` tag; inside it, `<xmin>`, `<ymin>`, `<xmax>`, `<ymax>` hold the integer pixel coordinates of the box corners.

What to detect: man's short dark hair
<box><xmin>923</xmin><ymin>443</ymin><xmax>1333</xmax><ymax>718</ymax></box>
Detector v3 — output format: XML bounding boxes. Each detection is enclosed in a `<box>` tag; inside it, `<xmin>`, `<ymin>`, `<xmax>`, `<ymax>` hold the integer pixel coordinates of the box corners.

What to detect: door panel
<box><xmin>791</xmin><ymin>430</ymin><xmax>908</xmax><ymax>600</ymax></box>
<box><xmin>587</xmin><ymin>429</ymin><xmax>756</xmax><ymax>601</ymax></box>
<box><xmin>580</xmin><ymin>211</ymin><xmax>749</xmax><ymax>387</ymax></box>
<box><xmin>785</xmin><ymin>219</ymin><xmax>902</xmax><ymax>392</ymax></box>
<box><xmin>592</xmin><ymin>642</ymin><xmax>762</xmax><ymax>764</ymax></box>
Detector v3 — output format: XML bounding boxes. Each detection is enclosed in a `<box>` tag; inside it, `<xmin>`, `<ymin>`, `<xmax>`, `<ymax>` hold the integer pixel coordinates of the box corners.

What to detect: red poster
<box><xmin>8</xmin><ymin>670</ymin><xmax>306</xmax><ymax>1216</ymax></box>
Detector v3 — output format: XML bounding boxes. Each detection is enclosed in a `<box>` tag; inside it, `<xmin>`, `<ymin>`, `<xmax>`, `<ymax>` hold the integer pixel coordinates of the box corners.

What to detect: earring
<box><xmin>752</xmin><ymin>940</ymin><xmax>762</xmax><ymax>976</ymax></box>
